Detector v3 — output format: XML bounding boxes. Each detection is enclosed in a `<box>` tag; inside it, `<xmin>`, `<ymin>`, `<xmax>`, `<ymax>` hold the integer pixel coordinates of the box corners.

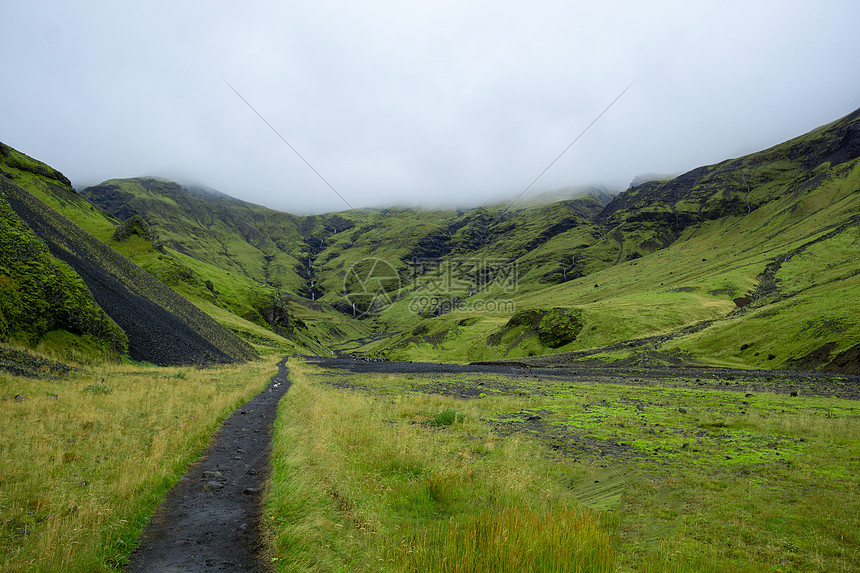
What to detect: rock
<box><xmin>237</xmin><ymin>523</ymin><xmax>249</xmax><ymax>532</ymax></box>
<box><xmin>14</xmin><ymin>394</ymin><xmax>28</xmax><ymax>402</ymax></box>
<box><xmin>204</xmin><ymin>481</ymin><xmax>223</xmax><ymax>490</ymax></box>
<box><xmin>243</xmin><ymin>488</ymin><xmax>260</xmax><ymax>495</ymax></box>
<box><xmin>203</xmin><ymin>471</ymin><xmax>222</xmax><ymax>479</ymax></box>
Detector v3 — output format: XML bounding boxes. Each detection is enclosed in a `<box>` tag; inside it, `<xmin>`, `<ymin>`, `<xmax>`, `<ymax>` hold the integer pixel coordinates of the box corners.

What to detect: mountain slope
<box><xmin>0</xmin><ymin>178</ymin><xmax>127</xmax><ymax>359</ymax></box>
<box><xmin>82</xmin><ymin>184</ymin><xmax>614</xmax><ymax>311</ymax></box>
<box><xmin>81</xmin><ymin>178</ymin><xmax>307</xmax><ymax>291</ymax></box>
<box><xmin>15</xmin><ymin>105</ymin><xmax>859</xmax><ymax>373</ymax></box>
<box><xmin>596</xmin><ymin>107</ymin><xmax>860</xmax><ymax>258</ymax></box>
<box><xmin>0</xmin><ymin>143</ymin><xmax>257</xmax><ymax>365</ymax></box>
<box><xmin>354</xmin><ymin>107</ymin><xmax>860</xmax><ymax>372</ymax></box>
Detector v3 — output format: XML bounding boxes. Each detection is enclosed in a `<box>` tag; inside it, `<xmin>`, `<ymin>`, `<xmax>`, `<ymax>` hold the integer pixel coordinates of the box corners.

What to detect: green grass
<box><xmin>268</xmin><ymin>361</ymin><xmax>860</xmax><ymax>572</ymax></box>
<box><xmin>265</xmin><ymin>360</ymin><xmax>617</xmax><ymax>572</ymax></box>
<box><xmin>428</xmin><ymin>408</ymin><xmax>465</xmax><ymax>427</ymax></box>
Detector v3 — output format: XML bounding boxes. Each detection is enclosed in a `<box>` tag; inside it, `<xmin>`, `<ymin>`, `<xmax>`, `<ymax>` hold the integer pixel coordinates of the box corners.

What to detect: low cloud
<box><xmin>2</xmin><ymin>0</ymin><xmax>858</xmax><ymax>213</ymax></box>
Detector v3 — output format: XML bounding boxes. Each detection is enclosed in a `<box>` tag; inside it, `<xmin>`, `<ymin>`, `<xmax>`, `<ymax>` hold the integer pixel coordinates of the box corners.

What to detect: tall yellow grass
<box><xmin>393</xmin><ymin>507</ymin><xmax>614</xmax><ymax>572</ymax></box>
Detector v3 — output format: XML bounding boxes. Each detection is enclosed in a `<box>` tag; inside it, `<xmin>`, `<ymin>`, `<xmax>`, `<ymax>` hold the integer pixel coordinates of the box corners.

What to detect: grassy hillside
<box><xmin>0</xmin><ymin>179</ymin><xmax>127</xmax><ymax>362</ymax></box>
<box><xmin>81</xmin><ymin>181</ymin><xmax>612</xmax><ymax>349</ymax></box>
<box><xmin>81</xmin><ymin>179</ymin><xmax>307</xmax><ymax>291</ymax></box>
<box><xmin>350</xmin><ymin>108</ymin><xmax>860</xmax><ymax>372</ymax></box>
<box><xmin>80</xmin><ymin>178</ymin><xmax>376</xmax><ymax>350</ymax></box>
<box><xmin>0</xmin><ymin>144</ymin><xmax>258</xmax><ymax>365</ymax></box>
<box><xmin>12</xmin><ymin>106</ymin><xmax>856</xmax><ymax>373</ymax></box>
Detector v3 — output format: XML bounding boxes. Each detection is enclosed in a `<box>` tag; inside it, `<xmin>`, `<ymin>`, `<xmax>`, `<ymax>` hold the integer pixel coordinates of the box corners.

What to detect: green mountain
<box><xmin>79</xmin><ymin>177</ymin><xmax>374</xmax><ymax>351</ymax></box>
<box><xmin>372</xmin><ymin>108</ymin><xmax>860</xmax><ymax>371</ymax></box>
<box><xmin>360</xmin><ymin>108</ymin><xmax>860</xmax><ymax>371</ymax></box>
<box><xmin>81</xmin><ymin>181</ymin><xmax>615</xmax><ymax>306</ymax></box>
<box><xmin>3</xmin><ymin>106</ymin><xmax>858</xmax><ymax>374</ymax></box>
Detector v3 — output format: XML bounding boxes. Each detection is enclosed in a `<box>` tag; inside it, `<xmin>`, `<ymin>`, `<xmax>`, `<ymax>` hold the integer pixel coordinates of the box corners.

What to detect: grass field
<box><xmin>0</xmin><ymin>352</ymin><xmax>279</xmax><ymax>572</ymax></box>
<box><xmin>266</xmin><ymin>359</ymin><xmax>860</xmax><ymax>572</ymax></box>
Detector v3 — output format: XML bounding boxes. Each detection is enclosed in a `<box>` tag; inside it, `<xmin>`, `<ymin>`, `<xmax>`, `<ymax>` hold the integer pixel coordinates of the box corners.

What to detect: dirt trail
<box><xmin>124</xmin><ymin>358</ymin><xmax>290</xmax><ymax>572</ymax></box>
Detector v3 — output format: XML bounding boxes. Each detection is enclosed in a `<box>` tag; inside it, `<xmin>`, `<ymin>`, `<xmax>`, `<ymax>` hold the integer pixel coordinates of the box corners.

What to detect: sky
<box><xmin>1</xmin><ymin>1</ymin><xmax>859</xmax><ymax>214</ymax></box>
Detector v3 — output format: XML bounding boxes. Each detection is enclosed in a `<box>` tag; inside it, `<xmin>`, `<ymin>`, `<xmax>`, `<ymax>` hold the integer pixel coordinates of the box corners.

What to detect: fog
<box><xmin>2</xmin><ymin>0</ymin><xmax>858</xmax><ymax>213</ymax></box>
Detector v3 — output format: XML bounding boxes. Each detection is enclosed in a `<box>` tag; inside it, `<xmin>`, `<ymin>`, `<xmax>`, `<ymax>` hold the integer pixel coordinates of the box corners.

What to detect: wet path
<box><xmin>125</xmin><ymin>358</ymin><xmax>290</xmax><ymax>572</ymax></box>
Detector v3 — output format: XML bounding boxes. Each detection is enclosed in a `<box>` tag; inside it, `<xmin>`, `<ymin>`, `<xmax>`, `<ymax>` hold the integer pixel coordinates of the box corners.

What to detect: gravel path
<box><xmin>124</xmin><ymin>358</ymin><xmax>290</xmax><ymax>572</ymax></box>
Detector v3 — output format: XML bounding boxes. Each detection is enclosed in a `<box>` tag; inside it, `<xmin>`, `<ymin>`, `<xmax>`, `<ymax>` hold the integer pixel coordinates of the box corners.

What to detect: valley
<box><xmin>0</xmin><ymin>106</ymin><xmax>858</xmax><ymax>571</ymax></box>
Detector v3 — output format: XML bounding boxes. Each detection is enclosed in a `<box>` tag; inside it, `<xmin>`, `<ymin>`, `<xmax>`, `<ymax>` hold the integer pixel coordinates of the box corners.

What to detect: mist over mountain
<box><xmin>2</xmin><ymin>1</ymin><xmax>859</xmax><ymax>213</ymax></box>
<box><xmin>0</xmin><ymin>105</ymin><xmax>858</xmax><ymax>373</ymax></box>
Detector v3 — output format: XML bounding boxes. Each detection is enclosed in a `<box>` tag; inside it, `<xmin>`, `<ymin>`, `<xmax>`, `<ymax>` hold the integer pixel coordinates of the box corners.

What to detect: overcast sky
<box><xmin>2</xmin><ymin>1</ymin><xmax>859</xmax><ymax>214</ymax></box>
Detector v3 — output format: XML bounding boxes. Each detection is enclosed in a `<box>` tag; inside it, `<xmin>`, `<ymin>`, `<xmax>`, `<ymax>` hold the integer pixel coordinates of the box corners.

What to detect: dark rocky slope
<box><xmin>0</xmin><ymin>181</ymin><xmax>126</xmax><ymax>352</ymax></box>
<box><xmin>595</xmin><ymin>106</ymin><xmax>860</xmax><ymax>250</ymax></box>
<box><xmin>0</xmin><ymin>163</ymin><xmax>257</xmax><ymax>365</ymax></box>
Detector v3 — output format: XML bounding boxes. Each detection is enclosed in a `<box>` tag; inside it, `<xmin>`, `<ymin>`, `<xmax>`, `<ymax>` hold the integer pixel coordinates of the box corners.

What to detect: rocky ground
<box><xmin>124</xmin><ymin>359</ymin><xmax>290</xmax><ymax>572</ymax></box>
<box><xmin>303</xmin><ymin>356</ymin><xmax>860</xmax><ymax>400</ymax></box>
<box><xmin>0</xmin><ymin>346</ymin><xmax>79</xmax><ymax>379</ymax></box>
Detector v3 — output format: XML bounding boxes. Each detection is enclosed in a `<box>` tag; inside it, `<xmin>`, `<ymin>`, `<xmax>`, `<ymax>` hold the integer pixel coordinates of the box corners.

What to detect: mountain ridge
<box><xmin>1</xmin><ymin>105</ymin><xmax>858</xmax><ymax>372</ymax></box>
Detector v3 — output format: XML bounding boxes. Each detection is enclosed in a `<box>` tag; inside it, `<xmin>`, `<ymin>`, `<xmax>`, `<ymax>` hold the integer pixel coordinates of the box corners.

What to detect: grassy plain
<box><xmin>266</xmin><ymin>360</ymin><xmax>859</xmax><ymax>572</ymax></box>
<box><xmin>265</xmin><ymin>360</ymin><xmax>616</xmax><ymax>572</ymax></box>
<box><xmin>0</xmin><ymin>352</ymin><xmax>278</xmax><ymax>572</ymax></box>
